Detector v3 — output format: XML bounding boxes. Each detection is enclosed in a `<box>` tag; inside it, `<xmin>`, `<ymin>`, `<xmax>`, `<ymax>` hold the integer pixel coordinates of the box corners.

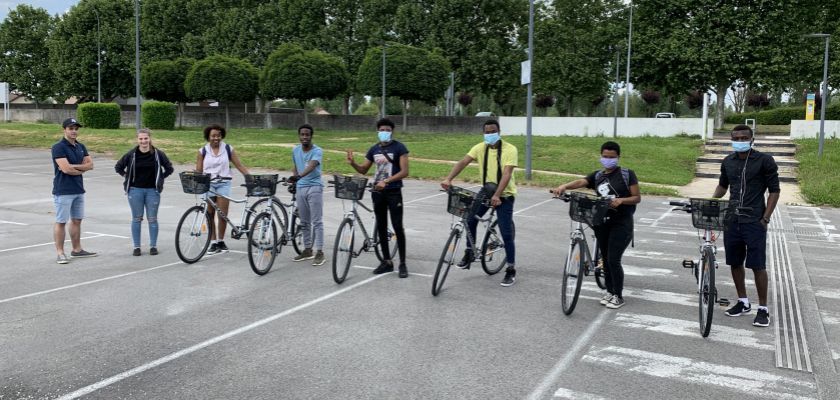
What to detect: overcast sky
<box><xmin>0</xmin><ymin>0</ymin><xmax>77</xmax><ymax>21</ymax></box>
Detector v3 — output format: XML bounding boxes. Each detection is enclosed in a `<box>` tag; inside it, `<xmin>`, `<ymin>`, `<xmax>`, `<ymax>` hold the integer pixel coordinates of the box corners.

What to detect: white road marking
<box><xmin>582</xmin><ymin>346</ymin><xmax>817</xmax><ymax>400</ymax></box>
<box><xmin>819</xmin><ymin>311</ymin><xmax>840</xmax><ymax>326</ymax></box>
<box><xmin>553</xmin><ymin>388</ymin><xmax>610</xmax><ymax>400</ymax></box>
<box><xmin>622</xmin><ymin>265</ymin><xmax>674</xmax><ymax>277</ymax></box>
<box><xmin>515</xmin><ymin>199</ymin><xmax>554</xmax><ymax>215</ymax></box>
<box><xmin>832</xmin><ymin>350</ymin><xmax>840</xmax><ymax>360</ymax></box>
<box><xmin>0</xmin><ymin>198</ymin><xmax>53</xmax><ymax>207</ymax></box>
<box><xmin>526</xmin><ymin>309</ymin><xmax>611</xmax><ymax>400</ymax></box>
<box><xmin>351</xmin><ymin>264</ymin><xmax>433</xmax><ymax>278</ymax></box>
<box><xmin>647</xmin><ymin>205</ymin><xmax>674</xmax><ymax>228</ymax></box>
<box><xmin>613</xmin><ymin>313</ymin><xmax>773</xmax><ymax>350</ymax></box>
<box><xmin>0</xmin><ymin>220</ymin><xmax>28</xmax><ymax>225</ymax></box>
<box><xmin>84</xmin><ymin>231</ymin><xmax>129</xmax><ymax>239</ymax></box>
<box><xmin>55</xmin><ymin>274</ymin><xmax>387</xmax><ymax>400</ymax></box>
<box><xmin>0</xmin><ymin>235</ymin><xmax>105</xmax><ymax>254</ymax></box>
<box><xmin>814</xmin><ymin>289</ymin><xmax>840</xmax><ymax>300</ymax></box>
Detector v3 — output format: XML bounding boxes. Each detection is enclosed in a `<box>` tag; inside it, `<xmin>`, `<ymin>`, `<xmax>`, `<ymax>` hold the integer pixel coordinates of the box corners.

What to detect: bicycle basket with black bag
<box><xmin>333</xmin><ymin>175</ymin><xmax>368</xmax><ymax>200</ymax></box>
<box><xmin>568</xmin><ymin>192</ymin><xmax>611</xmax><ymax>227</ymax></box>
<box><xmin>179</xmin><ymin>171</ymin><xmax>211</xmax><ymax>194</ymax></box>
<box><xmin>689</xmin><ymin>198</ymin><xmax>730</xmax><ymax>231</ymax></box>
<box><xmin>244</xmin><ymin>174</ymin><xmax>278</xmax><ymax>197</ymax></box>
<box><xmin>446</xmin><ymin>186</ymin><xmax>478</xmax><ymax>218</ymax></box>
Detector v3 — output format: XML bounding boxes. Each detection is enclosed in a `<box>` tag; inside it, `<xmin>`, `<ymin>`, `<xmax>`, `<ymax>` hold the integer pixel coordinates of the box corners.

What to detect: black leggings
<box><xmin>371</xmin><ymin>189</ymin><xmax>406</xmax><ymax>263</ymax></box>
<box><xmin>593</xmin><ymin>215</ymin><xmax>633</xmax><ymax>298</ymax></box>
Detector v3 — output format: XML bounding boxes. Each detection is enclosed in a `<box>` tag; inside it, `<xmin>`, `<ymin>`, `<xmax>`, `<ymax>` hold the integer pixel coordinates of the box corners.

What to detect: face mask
<box><xmin>378</xmin><ymin>131</ymin><xmax>392</xmax><ymax>142</ymax></box>
<box><xmin>484</xmin><ymin>132</ymin><xmax>501</xmax><ymax>145</ymax></box>
<box><xmin>732</xmin><ymin>140</ymin><xmax>751</xmax><ymax>152</ymax></box>
<box><xmin>600</xmin><ymin>157</ymin><xmax>619</xmax><ymax>169</ymax></box>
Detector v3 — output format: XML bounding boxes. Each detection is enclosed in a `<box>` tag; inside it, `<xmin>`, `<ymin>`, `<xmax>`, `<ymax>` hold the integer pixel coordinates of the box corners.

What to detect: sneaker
<box><xmin>398</xmin><ymin>263</ymin><xmax>408</xmax><ymax>278</ymax></box>
<box><xmin>372</xmin><ymin>261</ymin><xmax>394</xmax><ymax>274</ymax></box>
<box><xmin>606</xmin><ymin>296</ymin><xmax>625</xmax><ymax>309</ymax></box>
<box><xmin>149</xmin><ymin>247</ymin><xmax>159</xmax><ymax>256</ymax></box>
<box><xmin>207</xmin><ymin>243</ymin><xmax>220</xmax><ymax>254</ymax></box>
<box><xmin>753</xmin><ymin>308</ymin><xmax>771</xmax><ymax>327</ymax></box>
<box><xmin>216</xmin><ymin>241</ymin><xmax>229</xmax><ymax>253</ymax></box>
<box><xmin>500</xmin><ymin>267</ymin><xmax>516</xmax><ymax>287</ymax></box>
<box><xmin>600</xmin><ymin>293</ymin><xmax>614</xmax><ymax>305</ymax></box>
<box><xmin>70</xmin><ymin>249</ymin><xmax>97</xmax><ymax>258</ymax></box>
<box><xmin>457</xmin><ymin>251</ymin><xmax>474</xmax><ymax>269</ymax></box>
<box><xmin>56</xmin><ymin>254</ymin><xmax>70</xmax><ymax>264</ymax></box>
<box><xmin>133</xmin><ymin>248</ymin><xmax>141</xmax><ymax>256</ymax></box>
<box><xmin>725</xmin><ymin>300</ymin><xmax>752</xmax><ymax>317</ymax></box>
<box><xmin>294</xmin><ymin>248</ymin><xmax>314</xmax><ymax>262</ymax></box>
<box><xmin>312</xmin><ymin>251</ymin><xmax>326</xmax><ymax>266</ymax></box>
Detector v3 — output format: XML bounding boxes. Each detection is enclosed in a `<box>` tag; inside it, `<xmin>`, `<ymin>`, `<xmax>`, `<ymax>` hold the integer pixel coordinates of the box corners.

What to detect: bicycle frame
<box><xmin>449</xmin><ymin>205</ymin><xmax>497</xmax><ymax>257</ymax></box>
<box><xmin>339</xmin><ymin>198</ymin><xmax>379</xmax><ymax>256</ymax></box>
<box><xmin>194</xmin><ymin>185</ymin><xmax>264</xmax><ymax>239</ymax></box>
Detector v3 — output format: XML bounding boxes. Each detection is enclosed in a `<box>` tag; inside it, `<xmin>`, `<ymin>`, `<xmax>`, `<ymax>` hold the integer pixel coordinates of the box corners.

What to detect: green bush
<box><xmin>726</xmin><ymin>104</ymin><xmax>840</xmax><ymax>125</ymax></box>
<box><xmin>142</xmin><ymin>101</ymin><xmax>176</xmax><ymax>130</ymax></box>
<box><xmin>353</xmin><ymin>102</ymin><xmax>380</xmax><ymax>116</ymax></box>
<box><xmin>76</xmin><ymin>102</ymin><xmax>121</xmax><ymax>129</ymax></box>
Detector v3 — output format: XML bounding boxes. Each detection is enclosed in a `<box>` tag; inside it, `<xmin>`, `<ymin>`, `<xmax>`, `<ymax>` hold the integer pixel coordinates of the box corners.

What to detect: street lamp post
<box><xmin>624</xmin><ymin>1</ymin><xmax>633</xmax><ymax>118</ymax></box>
<box><xmin>613</xmin><ymin>48</ymin><xmax>620</xmax><ymax>137</ymax></box>
<box><xmin>93</xmin><ymin>8</ymin><xmax>101</xmax><ymax>102</ymax></box>
<box><xmin>806</xmin><ymin>33</ymin><xmax>831</xmax><ymax>159</ymax></box>
<box><xmin>134</xmin><ymin>0</ymin><xmax>141</xmax><ymax>129</ymax></box>
<box><xmin>381</xmin><ymin>43</ymin><xmax>386</xmax><ymax>119</ymax></box>
<box><xmin>525</xmin><ymin>0</ymin><xmax>534</xmax><ymax>180</ymax></box>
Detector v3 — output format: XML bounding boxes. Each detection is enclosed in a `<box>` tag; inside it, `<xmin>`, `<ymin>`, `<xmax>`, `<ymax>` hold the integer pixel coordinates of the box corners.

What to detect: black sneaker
<box><xmin>372</xmin><ymin>261</ymin><xmax>394</xmax><ymax>274</ymax></box>
<box><xmin>207</xmin><ymin>243</ymin><xmax>220</xmax><ymax>254</ymax></box>
<box><xmin>217</xmin><ymin>241</ymin><xmax>229</xmax><ymax>253</ymax></box>
<box><xmin>149</xmin><ymin>247</ymin><xmax>159</xmax><ymax>256</ymax></box>
<box><xmin>725</xmin><ymin>300</ymin><xmax>752</xmax><ymax>317</ymax></box>
<box><xmin>500</xmin><ymin>267</ymin><xmax>516</xmax><ymax>287</ymax></box>
<box><xmin>398</xmin><ymin>263</ymin><xmax>408</xmax><ymax>278</ymax></box>
<box><xmin>457</xmin><ymin>251</ymin><xmax>474</xmax><ymax>269</ymax></box>
<box><xmin>133</xmin><ymin>248</ymin><xmax>141</xmax><ymax>256</ymax></box>
<box><xmin>753</xmin><ymin>309</ymin><xmax>770</xmax><ymax>327</ymax></box>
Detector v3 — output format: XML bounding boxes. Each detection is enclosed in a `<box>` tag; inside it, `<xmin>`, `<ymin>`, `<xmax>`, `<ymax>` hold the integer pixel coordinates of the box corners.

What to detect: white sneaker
<box><xmin>600</xmin><ymin>293</ymin><xmax>614</xmax><ymax>305</ymax></box>
<box><xmin>606</xmin><ymin>296</ymin><xmax>625</xmax><ymax>309</ymax></box>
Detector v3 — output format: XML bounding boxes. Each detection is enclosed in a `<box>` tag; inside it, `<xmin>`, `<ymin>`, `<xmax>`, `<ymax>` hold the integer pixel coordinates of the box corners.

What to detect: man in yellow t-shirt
<box><xmin>441</xmin><ymin>119</ymin><xmax>518</xmax><ymax>287</ymax></box>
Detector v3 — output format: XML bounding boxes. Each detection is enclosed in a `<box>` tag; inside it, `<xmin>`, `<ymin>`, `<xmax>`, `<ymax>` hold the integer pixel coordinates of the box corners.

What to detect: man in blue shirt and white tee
<box><xmin>291</xmin><ymin>124</ymin><xmax>325</xmax><ymax>266</ymax></box>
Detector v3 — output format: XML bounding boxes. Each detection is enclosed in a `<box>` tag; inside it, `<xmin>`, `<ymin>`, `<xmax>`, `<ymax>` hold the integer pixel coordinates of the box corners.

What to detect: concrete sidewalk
<box><xmin>679</xmin><ymin>177</ymin><xmax>806</xmax><ymax>205</ymax></box>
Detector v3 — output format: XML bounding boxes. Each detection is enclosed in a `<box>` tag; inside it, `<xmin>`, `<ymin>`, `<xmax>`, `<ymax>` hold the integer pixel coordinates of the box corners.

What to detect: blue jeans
<box><xmin>467</xmin><ymin>196</ymin><xmax>515</xmax><ymax>266</ymax></box>
<box><xmin>127</xmin><ymin>187</ymin><xmax>161</xmax><ymax>248</ymax></box>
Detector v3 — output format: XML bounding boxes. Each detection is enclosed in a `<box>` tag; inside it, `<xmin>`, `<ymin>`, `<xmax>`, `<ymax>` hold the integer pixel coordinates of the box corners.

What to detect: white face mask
<box><xmin>378</xmin><ymin>131</ymin><xmax>392</xmax><ymax>142</ymax></box>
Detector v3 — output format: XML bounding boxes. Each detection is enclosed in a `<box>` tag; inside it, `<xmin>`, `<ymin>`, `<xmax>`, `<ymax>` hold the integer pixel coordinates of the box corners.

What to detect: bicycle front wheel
<box><xmin>432</xmin><ymin>228</ymin><xmax>461</xmax><ymax>296</ymax></box>
<box><xmin>175</xmin><ymin>205</ymin><xmax>213</xmax><ymax>264</ymax></box>
<box><xmin>593</xmin><ymin>245</ymin><xmax>606</xmax><ymax>290</ymax></box>
<box><xmin>332</xmin><ymin>217</ymin><xmax>356</xmax><ymax>284</ymax></box>
<box><xmin>373</xmin><ymin>226</ymin><xmax>399</xmax><ymax>262</ymax></box>
<box><xmin>480</xmin><ymin>220</ymin><xmax>507</xmax><ymax>275</ymax></box>
<box><xmin>699</xmin><ymin>248</ymin><xmax>716</xmax><ymax>337</ymax></box>
<box><xmin>248</xmin><ymin>212</ymin><xmax>278</xmax><ymax>275</ymax></box>
<box><xmin>248</xmin><ymin>197</ymin><xmax>288</xmax><ymax>245</ymax></box>
<box><xmin>290</xmin><ymin>210</ymin><xmax>304</xmax><ymax>255</ymax></box>
<box><xmin>561</xmin><ymin>239</ymin><xmax>585</xmax><ymax>315</ymax></box>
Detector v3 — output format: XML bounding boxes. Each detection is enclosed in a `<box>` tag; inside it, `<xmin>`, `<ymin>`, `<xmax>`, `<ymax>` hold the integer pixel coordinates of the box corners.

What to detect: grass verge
<box><xmin>795</xmin><ymin>138</ymin><xmax>840</xmax><ymax>206</ymax></box>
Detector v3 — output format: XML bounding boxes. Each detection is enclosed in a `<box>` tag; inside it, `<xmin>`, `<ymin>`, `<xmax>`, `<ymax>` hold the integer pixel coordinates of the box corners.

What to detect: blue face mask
<box><xmin>600</xmin><ymin>157</ymin><xmax>619</xmax><ymax>169</ymax></box>
<box><xmin>732</xmin><ymin>140</ymin><xmax>751</xmax><ymax>152</ymax></box>
<box><xmin>484</xmin><ymin>132</ymin><xmax>501</xmax><ymax>145</ymax></box>
<box><xmin>378</xmin><ymin>131</ymin><xmax>392</xmax><ymax>142</ymax></box>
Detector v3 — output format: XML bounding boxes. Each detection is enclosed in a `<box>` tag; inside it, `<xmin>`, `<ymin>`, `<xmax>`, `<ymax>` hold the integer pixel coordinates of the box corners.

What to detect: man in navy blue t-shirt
<box><xmin>346</xmin><ymin>118</ymin><xmax>410</xmax><ymax>278</ymax></box>
<box><xmin>51</xmin><ymin>118</ymin><xmax>97</xmax><ymax>264</ymax></box>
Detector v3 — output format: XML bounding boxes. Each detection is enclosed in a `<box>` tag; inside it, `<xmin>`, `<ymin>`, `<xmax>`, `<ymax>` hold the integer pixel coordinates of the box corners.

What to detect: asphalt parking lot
<box><xmin>1</xmin><ymin>148</ymin><xmax>838</xmax><ymax>399</ymax></box>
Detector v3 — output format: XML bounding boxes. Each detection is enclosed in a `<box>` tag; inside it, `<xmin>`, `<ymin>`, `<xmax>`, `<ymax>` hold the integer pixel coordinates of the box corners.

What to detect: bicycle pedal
<box><xmin>681</xmin><ymin>259</ymin><xmax>695</xmax><ymax>268</ymax></box>
<box><xmin>718</xmin><ymin>297</ymin><xmax>730</xmax><ymax>307</ymax></box>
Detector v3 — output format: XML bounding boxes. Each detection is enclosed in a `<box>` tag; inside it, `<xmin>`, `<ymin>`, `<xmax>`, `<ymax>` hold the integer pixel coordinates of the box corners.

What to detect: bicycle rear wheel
<box><xmin>432</xmin><ymin>228</ymin><xmax>461</xmax><ymax>296</ymax></box>
<box><xmin>373</xmin><ymin>226</ymin><xmax>399</xmax><ymax>262</ymax></box>
<box><xmin>332</xmin><ymin>217</ymin><xmax>356</xmax><ymax>284</ymax></box>
<box><xmin>699</xmin><ymin>248</ymin><xmax>716</xmax><ymax>337</ymax></box>
<box><xmin>561</xmin><ymin>239</ymin><xmax>585</xmax><ymax>315</ymax></box>
<box><xmin>248</xmin><ymin>212</ymin><xmax>278</xmax><ymax>275</ymax></box>
<box><xmin>480</xmin><ymin>220</ymin><xmax>506</xmax><ymax>275</ymax></box>
<box><xmin>290</xmin><ymin>210</ymin><xmax>304</xmax><ymax>255</ymax></box>
<box><xmin>175</xmin><ymin>205</ymin><xmax>213</xmax><ymax>264</ymax></box>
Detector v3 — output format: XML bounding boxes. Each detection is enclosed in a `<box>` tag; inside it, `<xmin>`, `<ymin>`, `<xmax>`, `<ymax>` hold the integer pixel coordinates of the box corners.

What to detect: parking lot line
<box><xmin>0</xmin><ymin>220</ymin><xmax>28</xmax><ymax>226</ymax></box>
<box><xmin>0</xmin><ymin>234</ymin><xmax>106</xmax><ymax>253</ymax></box>
<box><xmin>55</xmin><ymin>273</ymin><xmax>387</xmax><ymax>400</ymax></box>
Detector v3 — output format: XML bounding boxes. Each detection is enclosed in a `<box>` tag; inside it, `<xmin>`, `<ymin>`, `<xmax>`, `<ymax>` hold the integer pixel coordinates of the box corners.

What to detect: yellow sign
<box><xmin>806</xmin><ymin>93</ymin><xmax>816</xmax><ymax>121</ymax></box>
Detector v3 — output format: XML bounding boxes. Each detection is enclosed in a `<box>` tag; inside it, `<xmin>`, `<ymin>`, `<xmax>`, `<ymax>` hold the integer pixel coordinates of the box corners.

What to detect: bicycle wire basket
<box><xmin>244</xmin><ymin>174</ymin><xmax>278</xmax><ymax>197</ymax></box>
<box><xmin>446</xmin><ymin>186</ymin><xmax>478</xmax><ymax>218</ymax></box>
<box><xmin>179</xmin><ymin>171</ymin><xmax>211</xmax><ymax>194</ymax></box>
<box><xmin>568</xmin><ymin>192</ymin><xmax>611</xmax><ymax>227</ymax></box>
<box><xmin>689</xmin><ymin>198</ymin><xmax>730</xmax><ymax>231</ymax></box>
<box><xmin>333</xmin><ymin>174</ymin><xmax>368</xmax><ymax>200</ymax></box>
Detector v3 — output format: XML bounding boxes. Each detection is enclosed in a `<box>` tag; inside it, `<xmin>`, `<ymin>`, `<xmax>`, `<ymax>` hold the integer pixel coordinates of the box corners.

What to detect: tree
<box><xmin>0</xmin><ymin>5</ymin><xmax>57</xmax><ymax>105</ymax></box>
<box><xmin>356</xmin><ymin>43</ymin><xmax>450</xmax><ymax>130</ymax></box>
<box><xmin>535</xmin><ymin>95</ymin><xmax>555</xmax><ymax>116</ymax></box>
<box><xmin>260</xmin><ymin>46</ymin><xmax>349</xmax><ymax>123</ymax></box>
<box><xmin>48</xmin><ymin>0</ymin><xmax>136</xmax><ymax>99</ymax></box>
<box><xmin>140</xmin><ymin>0</ymin><xmax>211</xmax><ymax>62</ymax></box>
<box><xmin>184</xmin><ymin>55</ymin><xmax>259</xmax><ymax>127</ymax></box>
<box><xmin>141</xmin><ymin>58</ymin><xmax>195</xmax><ymax>127</ymax></box>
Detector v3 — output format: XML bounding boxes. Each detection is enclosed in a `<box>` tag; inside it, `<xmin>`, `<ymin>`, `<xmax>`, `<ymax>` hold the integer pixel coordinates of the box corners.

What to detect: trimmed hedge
<box><xmin>726</xmin><ymin>103</ymin><xmax>840</xmax><ymax>125</ymax></box>
<box><xmin>76</xmin><ymin>102</ymin><xmax>121</xmax><ymax>129</ymax></box>
<box><xmin>142</xmin><ymin>101</ymin><xmax>176</xmax><ymax>130</ymax></box>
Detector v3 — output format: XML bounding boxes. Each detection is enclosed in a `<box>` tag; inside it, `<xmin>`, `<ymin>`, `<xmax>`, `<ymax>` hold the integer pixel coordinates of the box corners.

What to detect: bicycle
<box><xmin>248</xmin><ymin>177</ymin><xmax>304</xmax><ymax>255</ymax></box>
<box><xmin>555</xmin><ymin>191</ymin><xmax>608</xmax><ymax>315</ymax></box>
<box><xmin>331</xmin><ymin>175</ymin><xmax>398</xmax><ymax>284</ymax></box>
<box><xmin>669</xmin><ymin>197</ymin><xmax>730</xmax><ymax>337</ymax></box>
<box><xmin>175</xmin><ymin>172</ymin><xmax>281</xmax><ymax>275</ymax></box>
<box><xmin>431</xmin><ymin>186</ymin><xmax>508</xmax><ymax>296</ymax></box>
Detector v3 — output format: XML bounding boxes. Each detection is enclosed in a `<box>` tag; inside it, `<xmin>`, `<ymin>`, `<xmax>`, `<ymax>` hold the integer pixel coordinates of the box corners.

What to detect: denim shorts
<box><xmin>54</xmin><ymin>194</ymin><xmax>85</xmax><ymax>223</ymax></box>
<box><xmin>724</xmin><ymin>221</ymin><xmax>767</xmax><ymax>270</ymax></box>
<box><xmin>203</xmin><ymin>179</ymin><xmax>232</xmax><ymax>200</ymax></box>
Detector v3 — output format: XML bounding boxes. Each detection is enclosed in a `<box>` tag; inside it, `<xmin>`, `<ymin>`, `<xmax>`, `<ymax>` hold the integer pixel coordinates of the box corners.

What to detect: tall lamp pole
<box><xmin>381</xmin><ymin>43</ymin><xmax>387</xmax><ymax>119</ymax></box>
<box><xmin>613</xmin><ymin>48</ymin><xmax>620</xmax><ymax>137</ymax></box>
<box><xmin>93</xmin><ymin>8</ymin><xmax>101</xmax><ymax>102</ymax></box>
<box><xmin>134</xmin><ymin>0</ymin><xmax>141</xmax><ymax>129</ymax></box>
<box><xmin>806</xmin><ymin>33</ymin><xmax>831</xmax><ymax>159</ymax></box>
<box><xmin>524</xmin><ymin>0</ymin><xmax>534</xmax><ymax>180</ymax></box>
<box><xmin>624</xmin><ymin>1</ymin><xmax>633</xmax><ymax>118</ymax></box>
